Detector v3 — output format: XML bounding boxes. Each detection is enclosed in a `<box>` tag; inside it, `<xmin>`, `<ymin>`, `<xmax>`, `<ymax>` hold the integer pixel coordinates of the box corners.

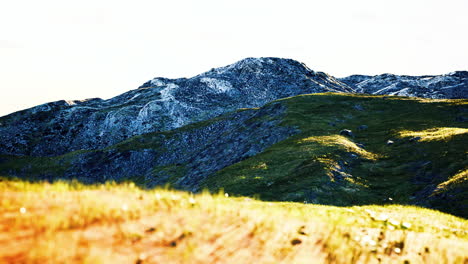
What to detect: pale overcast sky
<box><xmin>1</xmin><ymin>0</ymin><xmax>467</xmax><ymax>116</ymax></box>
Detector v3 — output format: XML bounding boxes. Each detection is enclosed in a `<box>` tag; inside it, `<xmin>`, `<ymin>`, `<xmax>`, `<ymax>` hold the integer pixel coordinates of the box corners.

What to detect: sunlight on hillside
<box><xmin>251</xmin><ymin>162</ymin><xmax>268</xmax><ymax>170</ymax></box>
<box><xmin>399</xmin><ymin>127</ymin><xmax>468</xmax><ymax>142</ymax></box>
<box><xmin>299</xmin><ymin>135</ymin><xmax>379</xmax><ymax>160</ymax></box>
<box><xmin>433</xmin><ymin>169</ymin><xmax>468</xmax><ymax>195</ymax></box>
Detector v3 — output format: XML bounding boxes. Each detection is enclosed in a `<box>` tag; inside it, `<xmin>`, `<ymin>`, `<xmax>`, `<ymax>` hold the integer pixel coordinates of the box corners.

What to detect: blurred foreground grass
<box><xmin>0</xmin><ymin>178</ymin><xmax>467</xmax><ymax>264</ymax></box>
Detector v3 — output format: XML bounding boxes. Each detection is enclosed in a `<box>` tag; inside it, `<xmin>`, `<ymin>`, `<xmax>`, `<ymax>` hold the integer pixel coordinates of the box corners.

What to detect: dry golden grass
<box><xmin>0</xmin><ymin>179</ymin><xmax>467</xmax><ymax>264</ymax></box>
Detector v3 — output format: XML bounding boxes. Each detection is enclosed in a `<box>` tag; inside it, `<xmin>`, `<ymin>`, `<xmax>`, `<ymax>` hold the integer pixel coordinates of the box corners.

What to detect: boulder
<box><xmin>340</xmin><ymin>129</ymin><xmax>354</xmax><ymax>137</ymax></box>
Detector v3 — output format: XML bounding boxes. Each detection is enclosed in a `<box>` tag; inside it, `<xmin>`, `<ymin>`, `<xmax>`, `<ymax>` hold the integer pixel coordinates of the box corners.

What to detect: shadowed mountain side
<box><xmin>0</xmin><ymin>101</ymin><xmax>298</xmax><ymax>189</ymax></box>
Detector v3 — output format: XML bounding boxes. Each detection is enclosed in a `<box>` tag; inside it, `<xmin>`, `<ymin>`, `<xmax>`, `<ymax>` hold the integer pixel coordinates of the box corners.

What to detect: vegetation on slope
<box><xmin>1</xmin><ymin>179</ymin><xmax>467</xmax><ymax>264</ymax></box>
<box><xmin>202</xmin><ymin>94</ymin><xmax>468</xmax><ymax>216</ymax></box>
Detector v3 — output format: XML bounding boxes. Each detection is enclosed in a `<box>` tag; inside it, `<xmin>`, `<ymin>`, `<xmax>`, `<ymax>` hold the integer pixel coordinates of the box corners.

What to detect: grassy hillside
<box><xmin>1</xmin><ymin>179</ymin><xmax>467</xmax><ymax>264</ymax></box>
<box><xmin>1</xmin><ymin>93</ymin><xmax>467</xmax><ymax>217</ymax></box>
<box><xmin>201</xmin><ymin>94</ymin><xmax>468</xmax><ymax>216</ymax></box>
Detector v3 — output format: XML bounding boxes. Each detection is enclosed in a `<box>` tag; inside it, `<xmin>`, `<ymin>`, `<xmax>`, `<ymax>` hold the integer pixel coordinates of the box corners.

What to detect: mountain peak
<box><xmin>198</xmin><ymin>57</ymin><xmax>314</xmax><ymax>77</ymax></box>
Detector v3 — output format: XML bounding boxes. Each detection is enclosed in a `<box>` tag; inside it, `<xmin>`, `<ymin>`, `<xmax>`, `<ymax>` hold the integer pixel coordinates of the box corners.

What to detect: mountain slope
<box><xmin>201</xmin><ymin>94</ymin><xmax>468</xmax><ymax>217</ymax></box>
<box><xmin>2</xmin><ymin>93</ymin><xmax>467</xmax><ymax>217</ymax></box>
<box><xmin>0</xmin><ymin>57</ymin><xmax>353</xmax><ymax>157</ymax></box>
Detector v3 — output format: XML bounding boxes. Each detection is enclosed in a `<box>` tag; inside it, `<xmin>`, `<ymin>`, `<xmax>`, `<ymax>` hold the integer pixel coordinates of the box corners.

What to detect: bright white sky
<box><xmin>1</xmin><ymin>0</ymin><xmax>467</xmax><ymax>116</ymax></box>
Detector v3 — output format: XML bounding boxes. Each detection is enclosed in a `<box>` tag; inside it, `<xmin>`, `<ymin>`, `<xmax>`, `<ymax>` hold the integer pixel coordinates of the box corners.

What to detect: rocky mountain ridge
<box><xmin>1</xmin><ymin>57</ymin><xmax>466</xmax><ymax>158</ymax></box>
<box><xmin>0</xmin><ymin>57</ymin><xmax>353</xmax><ymax>157</ymax></box>
<box><xmin>340</xmin><ymin>71</ymin><xmax>468</xmax><ymax>99</ymax></box>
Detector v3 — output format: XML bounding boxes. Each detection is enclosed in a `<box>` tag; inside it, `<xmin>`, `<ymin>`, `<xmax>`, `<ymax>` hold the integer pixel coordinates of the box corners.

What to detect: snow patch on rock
<box><xmin>128</xmin><ymin>93</ymin><xmax>141</xmax><ymax>101</ymax></box>
<box><xmin>200</xmin><ymin>77</ymin><xmax>233</xmax><ymax>93</ymax></box>
<box><xmin>210</xmin><ymin>57</ymin><xmax>267</xmax><ymax>75</ymax></box>
<box><xmin>158</xmin><ymin>83</ymin><xmax>178</xmax><ymax>101</ymax></box>
<box><xmin>390</xmin><ymin>88</ymin><xmax>412</xmax><ymax>97</ymax></box>
<box><xmin>151</xmin><ymin>78</ymin><xmax>166</xmax><ymax>87</ymax></box>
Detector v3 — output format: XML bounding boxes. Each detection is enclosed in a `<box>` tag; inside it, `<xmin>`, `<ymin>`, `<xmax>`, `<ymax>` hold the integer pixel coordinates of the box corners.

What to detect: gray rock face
<box><xmin>340</xmin><ymin>71</ymin><xmax>468</xmax><ymax>99</ymax></box>
<box><xmin>0</xmin><ymin>57</ymin><xmax>352</xmax><ymax>157</ymax></box>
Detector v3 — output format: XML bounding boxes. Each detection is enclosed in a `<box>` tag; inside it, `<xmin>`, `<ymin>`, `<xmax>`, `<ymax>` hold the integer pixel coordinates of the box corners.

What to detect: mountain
<box><xmin>0</xmin><ymin>58</ymin><xmax>353</xmax><ymax>157</ymax></box>
<box><xmin>1</xmin><ymin>57</ymin><xmax>467</xmax><ymax>217</ymax></box>
<box><xmin>2</xmin><ymin>58</ymin><xmax>467</xmax><ymax>158</ymax></box>
<box><xmin>340</xmin><ymin>71</ymin><xmax>468</xmax><ymax>99</ymax></box>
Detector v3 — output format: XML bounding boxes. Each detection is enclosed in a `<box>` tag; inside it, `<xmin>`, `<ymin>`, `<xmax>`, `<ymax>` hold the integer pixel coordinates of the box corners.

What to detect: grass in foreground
<box><xmin>0</xmin><ymin>179</ymin><xmax>467</xmax><ymax>264</ymax></box>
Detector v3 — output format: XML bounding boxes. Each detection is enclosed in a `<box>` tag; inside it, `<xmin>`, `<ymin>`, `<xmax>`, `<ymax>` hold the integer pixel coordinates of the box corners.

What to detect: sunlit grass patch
<box><xmin>299</xmin><ymin>135</ymin><xmax>379</xmax><ymax>160</ymax></box>
<box><xmin>399</xmin><ymin>127</ymin><xmax>468</xmax><ymax>142</ymax></box>
<box><xmin>433</xmin><ymin>169</ymin><xmax>468</xmax><ymax>195</ymax></box>
<box><xmin>252</xmin><ymin>162</ymin><xmax>268</xmax><ymax>170</ymax></box>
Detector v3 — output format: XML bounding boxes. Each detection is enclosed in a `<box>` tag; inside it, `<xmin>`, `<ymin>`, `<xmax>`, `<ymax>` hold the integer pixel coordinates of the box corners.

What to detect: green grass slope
<box><xmin>201</xmin><ymin>94</ymin><xmax>468</xmax><ymax>216</ymax></box>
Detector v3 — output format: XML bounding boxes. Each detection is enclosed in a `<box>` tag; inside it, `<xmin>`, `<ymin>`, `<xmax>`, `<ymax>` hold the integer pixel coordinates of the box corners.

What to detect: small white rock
<box><xmin>189</xmin><ymin>197</ymin><xmax>196</xmax><ymax>204</ymax></box>
<box><xmin>361</xmin><ymin>235</ymin><xmax>376</xmax><ymax>246</ymax></box>
<box><xmin>138</xmin><ymin>253</ymin><xmax>147</xmax><ymax>260</ymax></box>
<box><xmin>375</xmin><ymin>213</ymin><xmax>389</xmax><ymax>221</ymax></box>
